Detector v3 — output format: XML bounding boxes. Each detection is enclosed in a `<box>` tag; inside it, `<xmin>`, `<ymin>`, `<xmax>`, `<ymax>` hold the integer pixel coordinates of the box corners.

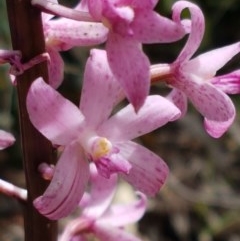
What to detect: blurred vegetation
<box><xmin>0</xmin><ymin>0</ymin><xmax>240</xmax><ymax>240</ymax></box>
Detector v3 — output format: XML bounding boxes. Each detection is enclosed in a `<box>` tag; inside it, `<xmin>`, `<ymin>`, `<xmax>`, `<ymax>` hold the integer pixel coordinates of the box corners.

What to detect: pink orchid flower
<box><xmin>41</xmin><ymin>0</ymin><xmax>108</xmax><ymax>88</ymax></box>
<box><xmin>27</xmin><ymin>49</ymin><xmax>180</xmax><ymax>219</ymax></box>
<box><xmin>87</xmin><ymin>0</ymin><xmax>189</xmax><ymax>110</ymax></box>
<box><xmin>151</xmin><ymin>1</ymin><xmax>240</xmax><ymax>138</ymax></box>
<box><xmin>60</xmin><ymin>164</ymin><xmax>146</xmax><ymax>241</ymax></box>
<box><xmin>33</xmin><ymin>0</ymin><xmax>189</xmax><ymax>109</ymax></box>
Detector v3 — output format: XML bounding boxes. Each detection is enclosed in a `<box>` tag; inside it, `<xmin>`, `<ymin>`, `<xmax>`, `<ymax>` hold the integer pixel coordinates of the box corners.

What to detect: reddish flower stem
<box><xmin>6</xmin><ymin>0</ymin><xmax>57</xmax><ymax>241</ymax></box>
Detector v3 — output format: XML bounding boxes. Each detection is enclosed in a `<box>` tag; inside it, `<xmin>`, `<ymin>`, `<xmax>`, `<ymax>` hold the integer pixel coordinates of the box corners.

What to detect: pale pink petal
<box><xmin>184</xmin><ymin>42</ymin><xmax>240</xmax><ymax>78</ymax></box>
<box><xmin>98</xmin><ymin>95</ymin><xmax>180</xmax><ymax>142</ymax></box>
<box><xmin>93</xmin><ymin>223</ymin><xmax>142</xmax><ymax>241</ymax></box>
<box><xmin>88</xmin><ymin>0</ymin><xmax>103</xmax><ymax>21</ymax></box>
<box><xmin>99</xmin><ymin>192</ymin><xmax>147</xmax><ymax>226</ymax></box>
<box><xmin>166</xmin><ymin>89</ymin><xmax>188</xmax><ymax>118</ymax></box>
<box><xmin>27</xmin><ymin>78</ymin><xmax>84</xmax><ymax>145</ymax></box>
<box><xmin>174</xmin><ymin>74</ymin><xmax>236</xmax><ymax>138</ymax></box>
<box><xmin>211</xmin><ymin>70</ymin><xmax>240</xmax><ymax>94</ymax></box>
<box><xmin>106</xmin><ymin>33</ymin><xmax>150</xmax><ymax>111</ymax></box>
<box><xmin>132</xmin><ymin>10</ymin><xmax>186</xmax><ymax>43</ymax></box>
<box><xmin>80</xmin><ymin>49</ymin><xmax>123</xmax><ymax>128</ymax></box>
<box><xmin>45</xmin><ymin>19</ymin><xmax>108</xmax><ymax>50</ymax></box>
<box><xmin>117</xmin><ymin>141</ymin><xmax>169</xmax><ymax>196</ymax></box>
<box><xmin>0</xmin><ymin>130</ymin><xmax>15</xmax><ymax>150</ymax></box>
<box><xmin>172</xmin><ymin>1</ymin><xmax>205</xmax><ymax>64</ymax></box>
<box><xmin>47</xmin><ymin>47</ymin><xmax>64</xmax><ymax>89</ymax></box>
<box><xmin>34</xmin><ymin>141</ymin><xmax>89</xmax><ymax>220</ymax></box>
<box><xmin>80</xmin><ymin>164</ymin><xmax>118</xmax><ymax>219</ymax></box>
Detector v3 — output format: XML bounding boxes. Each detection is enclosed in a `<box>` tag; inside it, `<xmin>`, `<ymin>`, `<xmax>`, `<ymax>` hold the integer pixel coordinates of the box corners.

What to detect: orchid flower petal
<box><xmin>98</xmin><ymin>95</ymin><xmax>180</xmax><ymax>142</ymax></box>
<box><xmin>132</xmin><ymin>10</ymin><xmax>186</xmax><ymax>43</ymax></box>
<box><xmin>80</xmin><ymin>164</ymin><xmax>118</xmax><ymax>219</ymax></box>
<box><xmin>34</xmin><ymin>141</ymin><xmax>90</xmax><ymax>220</ymax></box>
<box><xmin>118</xmin><ymin>141</ymin><xmax>169</xmax><ymax>196</ymax></box>
<box><xmin>45</xmin><ymin>19</ymin><xmax>108</xmax><ymax>50</ymax></box>
<box><xmin>99</xmin><ymin>192</ymin><xmax>147</xmax><ymax>227</ymax></box>
<box><xmin>106</xmin><ymin>33</ymin><xmax>150</xmax><ymax>111</ymax></box>
<box><xmin>47</xmin><ymin>47</ymin><xmax>64</xmax><ymax>89</ymax></box>
<box><xmin>88</xmin><ymin>0</ymin><xmax>103</xmax><ymax>21</ymax></box>
<box><xmin>80</xmin><ymin>49</ymin><xmax>123</xmax><ymax>128</ymax></box>
<box><xmin>175</xmin><ymin>74</ymin><xmax>236</xmax><ymax>138</ymax></box>
<box><xmin>93</xmin><ymin>223</ymin><xmax>142</xmax><ymax>241</ymax></box>
<box><xmin>184</xmin><ymin>42</ymin><xmax>240</xmax><ymax>78</ymax></box>
<box><xmin>166</xmin><ymin>89</ymin><xmax>188</xmax><ymax>118</ymax></box>
<box><xmin>27</xmin><ymin>78</ymin><xmax>85</xmax><ymax>145</ymax></box>
<box><xmin>211</xmin><ymin>70</ymin><xmax>240</xmax><ymax>94</ymax></box>
<box><xmin>172</xmin><ymin>1</ymin><xmax>205</xmax><ymax>64</ymax></box>
<box><xmin>0</xmin><ymin>130</ymin><xmax>15</xmax><ymax>150</ymax></box>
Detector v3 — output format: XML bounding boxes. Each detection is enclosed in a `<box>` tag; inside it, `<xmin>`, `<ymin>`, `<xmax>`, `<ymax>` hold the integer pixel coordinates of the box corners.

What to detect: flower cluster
<box><xmin>1</xmin><ymin>0</ymin><xmax>240</xmax><ymax>240</ymax></box>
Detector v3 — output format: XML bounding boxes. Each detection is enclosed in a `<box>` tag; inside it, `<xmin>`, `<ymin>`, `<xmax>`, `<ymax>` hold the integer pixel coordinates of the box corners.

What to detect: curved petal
<box><xmin>34</xmin><ymin>141</ymin><xmax>90</xmax><ymax>220</ymax></box>
<box><xmin>174</xmin><ymin>74</ymin><xmax>236</xmax><ymax>138</ymax></box>
<box><xmin>27</xmin><ymin>78</ymin><xmax>84</xmax><ymax>145</ymax></box>
<box><xmin>93</xmin><ymin>223</ymin><xmax>142</xmax><ymax>241</ymax></box>
<box><xmin>166</xmin><ymin>89</ymin><xmax>188</xmax><ymax>118</ymax></box>
<box><xmin>47</xmin><ymin>47</ymin><xmax>64</xmax><ymax>89</ymax></box>
<box><xmin>46</xmin><ymin>19</ymin><xmax>108</xmax><ymax>50</ymax></box>
<box><xmin>98</xmin><ymin>95</ymin><xmax>181</xmax><ymax>142</ymax></box>
<box><xmin>99</xmin><ymin>192</ymin><xmax>147</xmax><ymax>227</ymax></box>
<box><xmin>106</xmin><ymin>33</ymin><xmax>150</xmax><ymax>111</ymax></box>
<box><xmin>172</xmin><ymin>1</ymin><xmax>205</xmax><ymax>64</ymax></box>
<box><xmin>80</xmin><ymin>49</ymin><xmax>124</xmax><ymax>128</ymax></box>
<box><xmin>0</xmin><ymin>130</ymin><xmax>15</xmax><ymax>150</ymax></box>
<box><xmin>118</xmin><ymin>141</ymin><xmax>169</xmax><ymax>196</ymax></box>
<box><xmin>132</xmin><ymin>10</ymin><xmax>186</xmax><ymax>43</ymax></box>
<box><xmin>184</xmin><ymin>42</ymin><xmax>240</xmax><ymax>78</ymax></box>
<box><xmin>80</xmin><ymin>164</ymin><xmax>118</xmax><ymax>219</ymax></box>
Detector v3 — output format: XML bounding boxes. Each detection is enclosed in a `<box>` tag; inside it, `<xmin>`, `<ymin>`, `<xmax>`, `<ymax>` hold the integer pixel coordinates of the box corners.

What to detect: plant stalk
<box><xmin>6</xmin><ymin>0</ymin><xmax>57</xmax><ymax>240</ymax></box>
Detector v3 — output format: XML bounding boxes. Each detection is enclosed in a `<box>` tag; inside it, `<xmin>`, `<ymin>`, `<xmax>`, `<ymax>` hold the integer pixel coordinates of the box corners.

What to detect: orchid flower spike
<box><xmin>150</xmin><ymin>1</ymin><xmax>240</xmax><ymax>138</ymax></box>
<box><xmin>27</xmin><ymin>49</ymin><xmax>180</xmax><ymax>219</ymax></box>
<box><xmin>60</xmin><ymin>164</ymin><xmax>146</xmax><ymax>241</ymax></box>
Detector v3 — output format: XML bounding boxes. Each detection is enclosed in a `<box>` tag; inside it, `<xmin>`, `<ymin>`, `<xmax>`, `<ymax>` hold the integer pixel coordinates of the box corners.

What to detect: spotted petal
<box><xmin>106</xmin><ymin>32</ymin><xmax>150</xmax><ymax>111</ymax></box>
<box><xmin>118</xmin><ymin>141</ymin><xmax>169</xmax><ymax>196</ymax></box>
<box><xmin>174</xmin><ymin>74</ymin><xmax>236</xmax><ymax>138</ymax></box>
<box><xmin>132</xmin><ymin>10</ymin><xmax>186</xmax><ymax>43</ymax></box>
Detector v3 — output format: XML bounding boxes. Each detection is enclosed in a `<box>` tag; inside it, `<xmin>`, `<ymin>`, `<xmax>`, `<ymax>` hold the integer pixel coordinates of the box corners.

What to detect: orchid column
<box><xmin>6</xmin><ymin>0</ymin><xmax>57</xmax><ymax>240</ymax></box>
